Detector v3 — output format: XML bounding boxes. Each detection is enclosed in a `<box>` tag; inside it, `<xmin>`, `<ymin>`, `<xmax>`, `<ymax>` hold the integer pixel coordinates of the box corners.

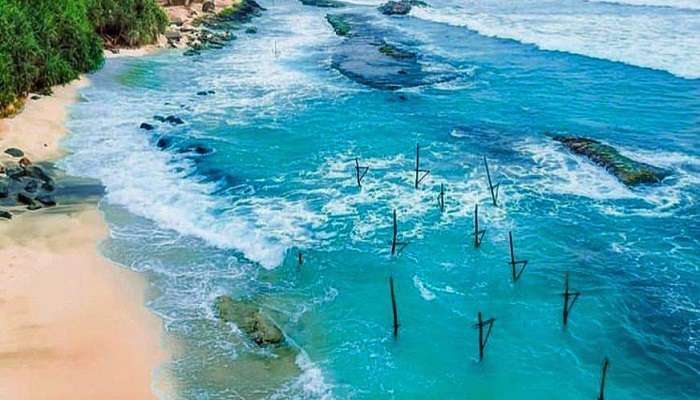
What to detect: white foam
<box><xmin>588</xmin><ymin>0</ymin><xmax>700</xmax><ymax>10</ymax></box>
<box><xmin>411</xmin><ymin>1</ymin><xmax>700</xmax><ymax>79</ymax></box>
<box><xmin>413</xmin><ymin>275</ymin><xmax>437</xmax><ymax>301</ymax></box>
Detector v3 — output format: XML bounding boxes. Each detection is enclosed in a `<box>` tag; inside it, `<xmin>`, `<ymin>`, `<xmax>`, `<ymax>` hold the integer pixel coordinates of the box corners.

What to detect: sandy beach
<box><xmin>0</xmin><ymin>80</ymin><xmax>167</xmax><ymax>399</ymax></box>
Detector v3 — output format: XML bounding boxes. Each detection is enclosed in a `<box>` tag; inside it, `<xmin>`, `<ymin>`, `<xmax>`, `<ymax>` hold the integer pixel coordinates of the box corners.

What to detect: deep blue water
<box><xmin>63</xmin><ymin>1</ymin><xmax>699</xmax><ymax>399</ymax></box>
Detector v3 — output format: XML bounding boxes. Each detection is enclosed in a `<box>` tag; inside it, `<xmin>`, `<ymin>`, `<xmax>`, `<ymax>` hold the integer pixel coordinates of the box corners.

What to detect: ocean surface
<box><xmin>62</xmin><ymin>0</ymin><xmax>699</xmax><ymax>399</ymax></box>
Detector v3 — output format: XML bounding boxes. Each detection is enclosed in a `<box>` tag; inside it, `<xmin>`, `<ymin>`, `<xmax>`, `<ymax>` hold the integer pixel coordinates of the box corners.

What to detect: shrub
<box><xmin>0</xmin><ymin>0</ymin><xmax>167</xmax><ymax>110</ymax></box>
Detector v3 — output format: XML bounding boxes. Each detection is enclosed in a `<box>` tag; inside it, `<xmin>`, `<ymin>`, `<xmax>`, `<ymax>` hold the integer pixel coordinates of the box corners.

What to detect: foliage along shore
<box><xmin>0</xmin><ymin>0</ymin><xmax>168</xmax><ymax>116</ymax></box>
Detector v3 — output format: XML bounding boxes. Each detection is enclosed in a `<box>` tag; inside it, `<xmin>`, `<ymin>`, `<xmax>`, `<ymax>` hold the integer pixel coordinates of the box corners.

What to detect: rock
<box><xmin>4</xmin><ymin>147</ymin><xmax>24</xmax><ymax>158</ymax></box>
<box><xmin>26</xmin><ymin>165</ymin><xmax>52</xmax><ymax>184</ymax></box>
<box><xmin>165</xmin><ymin>30</ymin><xmax>182</xmax><ymax>42</ymax></box>
<box><xmin>41</xmin><ymin>181</ymin><xmax>55</xmax><ymax>192</ymax></box>
<box><xmin>31</xmin><ymin>95</ymin><xmax>41</xmax><ymax>100</ymax></box>
<box><xmin>154</xmin><ymin>115</ymin><xmax>166</xmax><ymax>122</ymax></box>
<box><xmin>0</xmin><ymin>210</ymin><xmax>11</xmax><ymax>219</ymax></box>
<box><xmin>24</xmin><ymin>180</ymin><xmax>38</xmax><ymax>193</ymax></box>
<box><xmin>0</xmin><ymin>181</ymin><xmax>8</xmax><ymax>198</ymax></box>
<box><xmin>329</xmin><ymin>14</ymin><xmax>454</xmax><ymax>90</ymax></box>
<box><xmin>553</xmin><ymin>136</ymin><xmax>670</xmax><ymax>186</ymax></box>
<box><xmin>36</xmin><ymin>195</ymin><xmax>56</xmax><ymax>207</ymax></box>
<box><xmin>326</xmin><ymin>14</ymin><xmax>351</xmax><ymax>36</ymax></box>
<box><xmin>16</xmin><ymin>192</ymin><xmax>35</xmax><ymax>206</ymax></box>
<box><xmin>245</xmin><ymin>26</ymin><xmax>257</xmax><ymax>34</ymax></box>
<box><xmin>140</xmin><ymin>122</ymin><xmax>155</xmax><ymax>130</ymax></box>
<box><xmin>203</xmin><ymin>0</ymin><xmax>216</xmax><ymax>13</ymax></box>
<box><xmin>156</xmin><ymin>137</ymin><xmax>173</xmax><ymax>149</ymax></box>
<box><xmin>18</xmin><ymin>157</ymin><xmax>31</xmax><ymax>168</ymax></box>
<box><xmin>213</xmin><ymin>295</ymin><xmax>284</xmax><ymax>346</ymax></box>
<box><xmin>299</xmin><ymin>0</ymin><xmax>346</xmax><ymax>8</ymax></box>
<box><xmin>179</xmin><ymin>144</ymin><xmax>212</xmax><ymax>155</ymax></box>
<box><xmin>378</xmin><ymin>0</ymin><xmax>412</xmax><ymax>15</ymax></box>
<box><xmin>170</xmin><ymin>17</ymin><xmax>184</xmax><ymax>26</ymax></box>
<box><xmin>378</xmin><ymin>42</ymin><xmax>415</xmax><ymax>59</ymax></box>
<box><xmin>165</xmin><ymin>115</ymin><xmax>184</xmax><ymax>125</ymax></box>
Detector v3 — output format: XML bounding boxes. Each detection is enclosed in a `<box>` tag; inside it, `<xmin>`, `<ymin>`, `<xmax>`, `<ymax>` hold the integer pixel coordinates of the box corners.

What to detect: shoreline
<box><xmin>0</xmin><ymin>78</ymin><xmax>170</xmax><ymax>399</ymax></box>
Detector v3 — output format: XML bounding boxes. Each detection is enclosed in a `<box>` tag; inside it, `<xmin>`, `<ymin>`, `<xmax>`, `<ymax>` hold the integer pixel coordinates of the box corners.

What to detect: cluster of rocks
<box><xmin>0</xmin><ymin>147</ymin><xmax>58</xmax><ymax>219</ymax></box>
<box><xmin>162</xmin><ymin>0</ymin><xmax>264</xmax><ymax>56</ymax></box>
<box><xmin>553</xmin><ymin>136</ymin><xmax>670</xmax><ymax>186</ymax></box>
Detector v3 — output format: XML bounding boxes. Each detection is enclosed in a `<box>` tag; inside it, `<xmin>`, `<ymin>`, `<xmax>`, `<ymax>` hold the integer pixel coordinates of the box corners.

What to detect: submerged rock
<box><xmin>213</xmin><ymin>295</ymin><xmax>284</xmax><ymax>346</ymax></box>
<box><xmin>328</xmin><ymin>14</ymin><xmax>454</xmax><ymax>90</ymax></box>
<box><xmin>36</xmin><ymin>194</ymin><xmax>56</xmax><ymax>207</ymax></box>
<box><xmin>4</xmin><ymin>147</ymin><xmax>24</xmax><ymax>158</ymax></box>
<box><xmin>0</xmin><ymin>181</ymin><xmax>8</xmax><ymax>198</ymax></box>
<box><xmin>165</xmin><ymin>115</ymin><xmax>184</xmax><ymax>125</ymax></box>
<box><xmin>0</xmin><ymin>210</ymin><xmax>11</xmax><ymax>219</ymax></box>
<box><xmin>553</xmin><ymin>136</ymin><xmax>670</xmax><ymax>186</ymax></box>
<box><xmin>300</xmin><ymin>0</ymin><xmax>346</xmax><ymax>8</ymax></box>
<box><xmin>326</xmin><ymin>14</ymin><xmax>351</xmax><ymax>36</ymax></box>
<box><xmin>140</xmin><ymin>122</ymin><xmax>155</xmax><ymax>131</ymax></box>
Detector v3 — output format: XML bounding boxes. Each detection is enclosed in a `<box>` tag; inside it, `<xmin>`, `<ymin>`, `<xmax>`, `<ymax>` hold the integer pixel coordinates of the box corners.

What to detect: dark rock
<box><xmin>179</xmin><ymin>144</ymin><xmax>212</xmax><ymax>155</ymax></box>
<box><xmin>16</xmin><ymin>192</ymin><xmax>35</xmax><ymax>206</ymax></box>
<box><xmin>19</xmin><ymin>157</ymin><xmax>31</xmax><ymax>168</ymax></box>
<box><xmin>31</xmin><ymin>95</ymin><xmax>41</xmax><ymax>100</ymax></box>
<box><xmin>300</xmin><ymin>0</ymin><xmax>345</xmax><ymax>8</ymax></box>
<box><xmin>203</xmin><ymin>0</ymin><xmax>216</xmax><ymax>13</ymax></box>
<box><xmin>156</xmin><ymin>137</ymin><xmax>173</xmax><ymax>149</ymax></box>
<box><xmin>4</xmin><ymin>148</ymin><xmax>24</xmax><ymax>158</ymax></box>
<box><xmin>326</xmin><ymin>14</ymin><xmax>351</xmax><ymax>36</ymax></box>
<box><xmin>140</xmin><ymin>122</ymin><xmax>155</xmax><ymax>131</ymax></box>
<box><xmin>378</xmin><ymin>0</ymin><xmax>411</xmax><ymax>15</ymax></box>
<box><xmin>36</xmin><ymin>195</ymin><xmax>56</xmax><ymax>207</ymax></box>
<box><xmin>41</xmin><ymin>181</ymin><xmax>55</xmax><ymax>192</ymax></box>
<box><xmin>165</xmin><ymin>30</ymin><xmax>182</xmax><ymax>42</ymax></box>
<box><xmin>0</xmin><ymin>210</ymin><xmax>11</xmax><ymax>219</ymax></box>
<box><xmin>26</xmin><ymin>165</ymin><xmax>52</xmax><ymax>183</ymax></box>
<box><xmin>0</xmin><ymin>181</ymin><xmax>8</xmax><ymax>198</ymax></box>
<box><xmin>24</xmin><ymin>180</ymin><xmax>38</xmax><ymax>193</ymax></box>
<box><xmin>213</xmin><ymin>295</ymin><xmax>284</xmax><ymax>345</ymax></box>
<box><xmin>245</xmin><ymin>26</ymin><xmax>257</xmax><ymax>34</ymax></box>
<box><xmin>165</xmin><ymin>115</ymin><xmax>184</xmax><ymax>125</ymax></box>
<box><xmin>553</xmin><ymin>136</ymin><xmax>670</xmax><ymax>186</ymax></box>
<box><xmin>154</xmin><ymin>115</ymin><xmax>166</xmax><ymax>122</ymax></box>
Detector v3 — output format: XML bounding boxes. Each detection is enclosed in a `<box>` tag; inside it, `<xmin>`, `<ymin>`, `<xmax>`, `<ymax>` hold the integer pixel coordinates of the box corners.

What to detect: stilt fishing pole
<box><xmin>473</xmin><ymin>311</ymin><xmax>495</xmax><ymax>361</ymax></box>
<box><xmin>483</xmin><ymin>156</ymin><xmax>500</xmax><ymax>206</ymax></box>
<box><xmin>507</xmin><ymin>232</ymin><xmax>528</xmax><ymax>282</ymax></box>
<box><xmin>390</xmin><ymin>209</ymin><xmax>408</xmax><ymax>256</ymax></box>
<box><xmin>414</xmin><ymin>144</ymin><xmax>430</xmax><ymax>189</ymax></box>
<box><xmin>355</xmin><ymin>158</ymin><xmax>369</xmax><ymax>188</ymax></box>
<box><xmin>437</xmin><ymin>183</ymin><xmax>446</xmax><ymax>212</ymax></box>
<box><xmin>562</xmin><ymin>272</ymin><xmax>580</xmax><ymax>327</ymax></box>
<box><xmin>474</xmin><ymin>204</ymin><xmax>486</xmax><ymax>248</ymax></box>
<box><xmin>389</xmin><ymin>276</ymin><xmax>399</xmax><ymax>338</ymax></box>
<box><xmin>598</xmin><ymin>358</ymin><xmax>610</xmax><ymax>400</ymax></box>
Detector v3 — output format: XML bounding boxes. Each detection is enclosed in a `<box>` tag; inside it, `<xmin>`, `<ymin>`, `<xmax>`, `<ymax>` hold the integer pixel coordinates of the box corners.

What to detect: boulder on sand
<box><xmin>4</xmin><ymin>147</ymin><xmax>24</xmax><ymax>158</ymax></box>
<box><xmin>553</xmin><ymin>135</ymin><xmax>670</xmax><ymax>186</ymax></box>
<box><xmin>213</xmin><ymin>295</ymin><xmax>284</xmax><ymax>346</ymax></box>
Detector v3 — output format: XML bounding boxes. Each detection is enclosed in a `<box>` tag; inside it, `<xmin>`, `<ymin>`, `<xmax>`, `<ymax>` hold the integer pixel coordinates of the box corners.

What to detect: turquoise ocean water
<box><xmin>63</xmin><ymin>0</ymin><xmax>699</xmax><ymax>398</ymax></box>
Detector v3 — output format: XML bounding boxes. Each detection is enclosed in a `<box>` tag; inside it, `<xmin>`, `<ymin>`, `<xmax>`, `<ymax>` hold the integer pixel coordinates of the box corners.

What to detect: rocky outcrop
<box><xmin>328</xmin><ymin>14</ymin><xmax>454</xmax><ymax>90</ymax></box>
<box><xmin>4</xmin><ymin>148</ymin><xmax>24</xmax><ymax>158</ymax></box>
<box><xmin>553</xmin><ymin>136</ymin><xmax>670</xmax><ymax>186</ymax></box>
<box><xmin>378</xmin><ymin>0</ymin><xmax>412</xmax><ymax>15</ymax></box>
<box><xmin>202</xmin><ymin>0</ymin><xmax>216</xmax><ymax>13</ymax></box>
<box><xmin>300</xmin><ymin>0</ymin><xmax>346</xmax><ymax>8</ymax></box>
<box><xmin>326</xmin><ymin>14</ymin><xmax>351</xmax><ymax>36</ymax></box>
<box><xmin>213</xmin><ymin>295</ymin><xmax>284</xmax><ymax>346</ymax></box>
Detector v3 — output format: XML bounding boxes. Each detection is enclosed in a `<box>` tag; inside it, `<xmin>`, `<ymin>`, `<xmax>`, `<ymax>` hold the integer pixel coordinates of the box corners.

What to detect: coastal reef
<box><xmin>378</xmin><ymin>0</ymin><xmax>428</xmax><ymax>15</ymax></box>
<box><xmin>326</xmin><ymin>13</ymin><xmax>454</xmax><ymax>90</ymax></box>
<box><xmin>213</xmin><ymin>295</ymin><xmax>284</xmax><ymax>346</ymax></box>
<box><xmin>299</xmin><ymin>0</ymin><xmax>346</xmax><ymax>8</ymax></box>
<box><xmin>553</xmin><ymin>136</ymin><xmax>670</xmax><ymax>186</ymax></box>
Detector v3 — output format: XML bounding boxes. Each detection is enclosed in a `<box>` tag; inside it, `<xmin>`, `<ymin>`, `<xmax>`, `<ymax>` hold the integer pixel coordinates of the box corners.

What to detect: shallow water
<box><xmin>63</xmin><ymin>1</ymin><xmax>699</xmax><ymax>399</ymax></box>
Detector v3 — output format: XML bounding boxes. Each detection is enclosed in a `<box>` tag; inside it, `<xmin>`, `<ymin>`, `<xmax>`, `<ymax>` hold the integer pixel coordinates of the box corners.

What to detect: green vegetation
<box><xmin>0</xmin><ymin>0</ymin><xmax>167</xmax><ymax>113</ymax></box>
